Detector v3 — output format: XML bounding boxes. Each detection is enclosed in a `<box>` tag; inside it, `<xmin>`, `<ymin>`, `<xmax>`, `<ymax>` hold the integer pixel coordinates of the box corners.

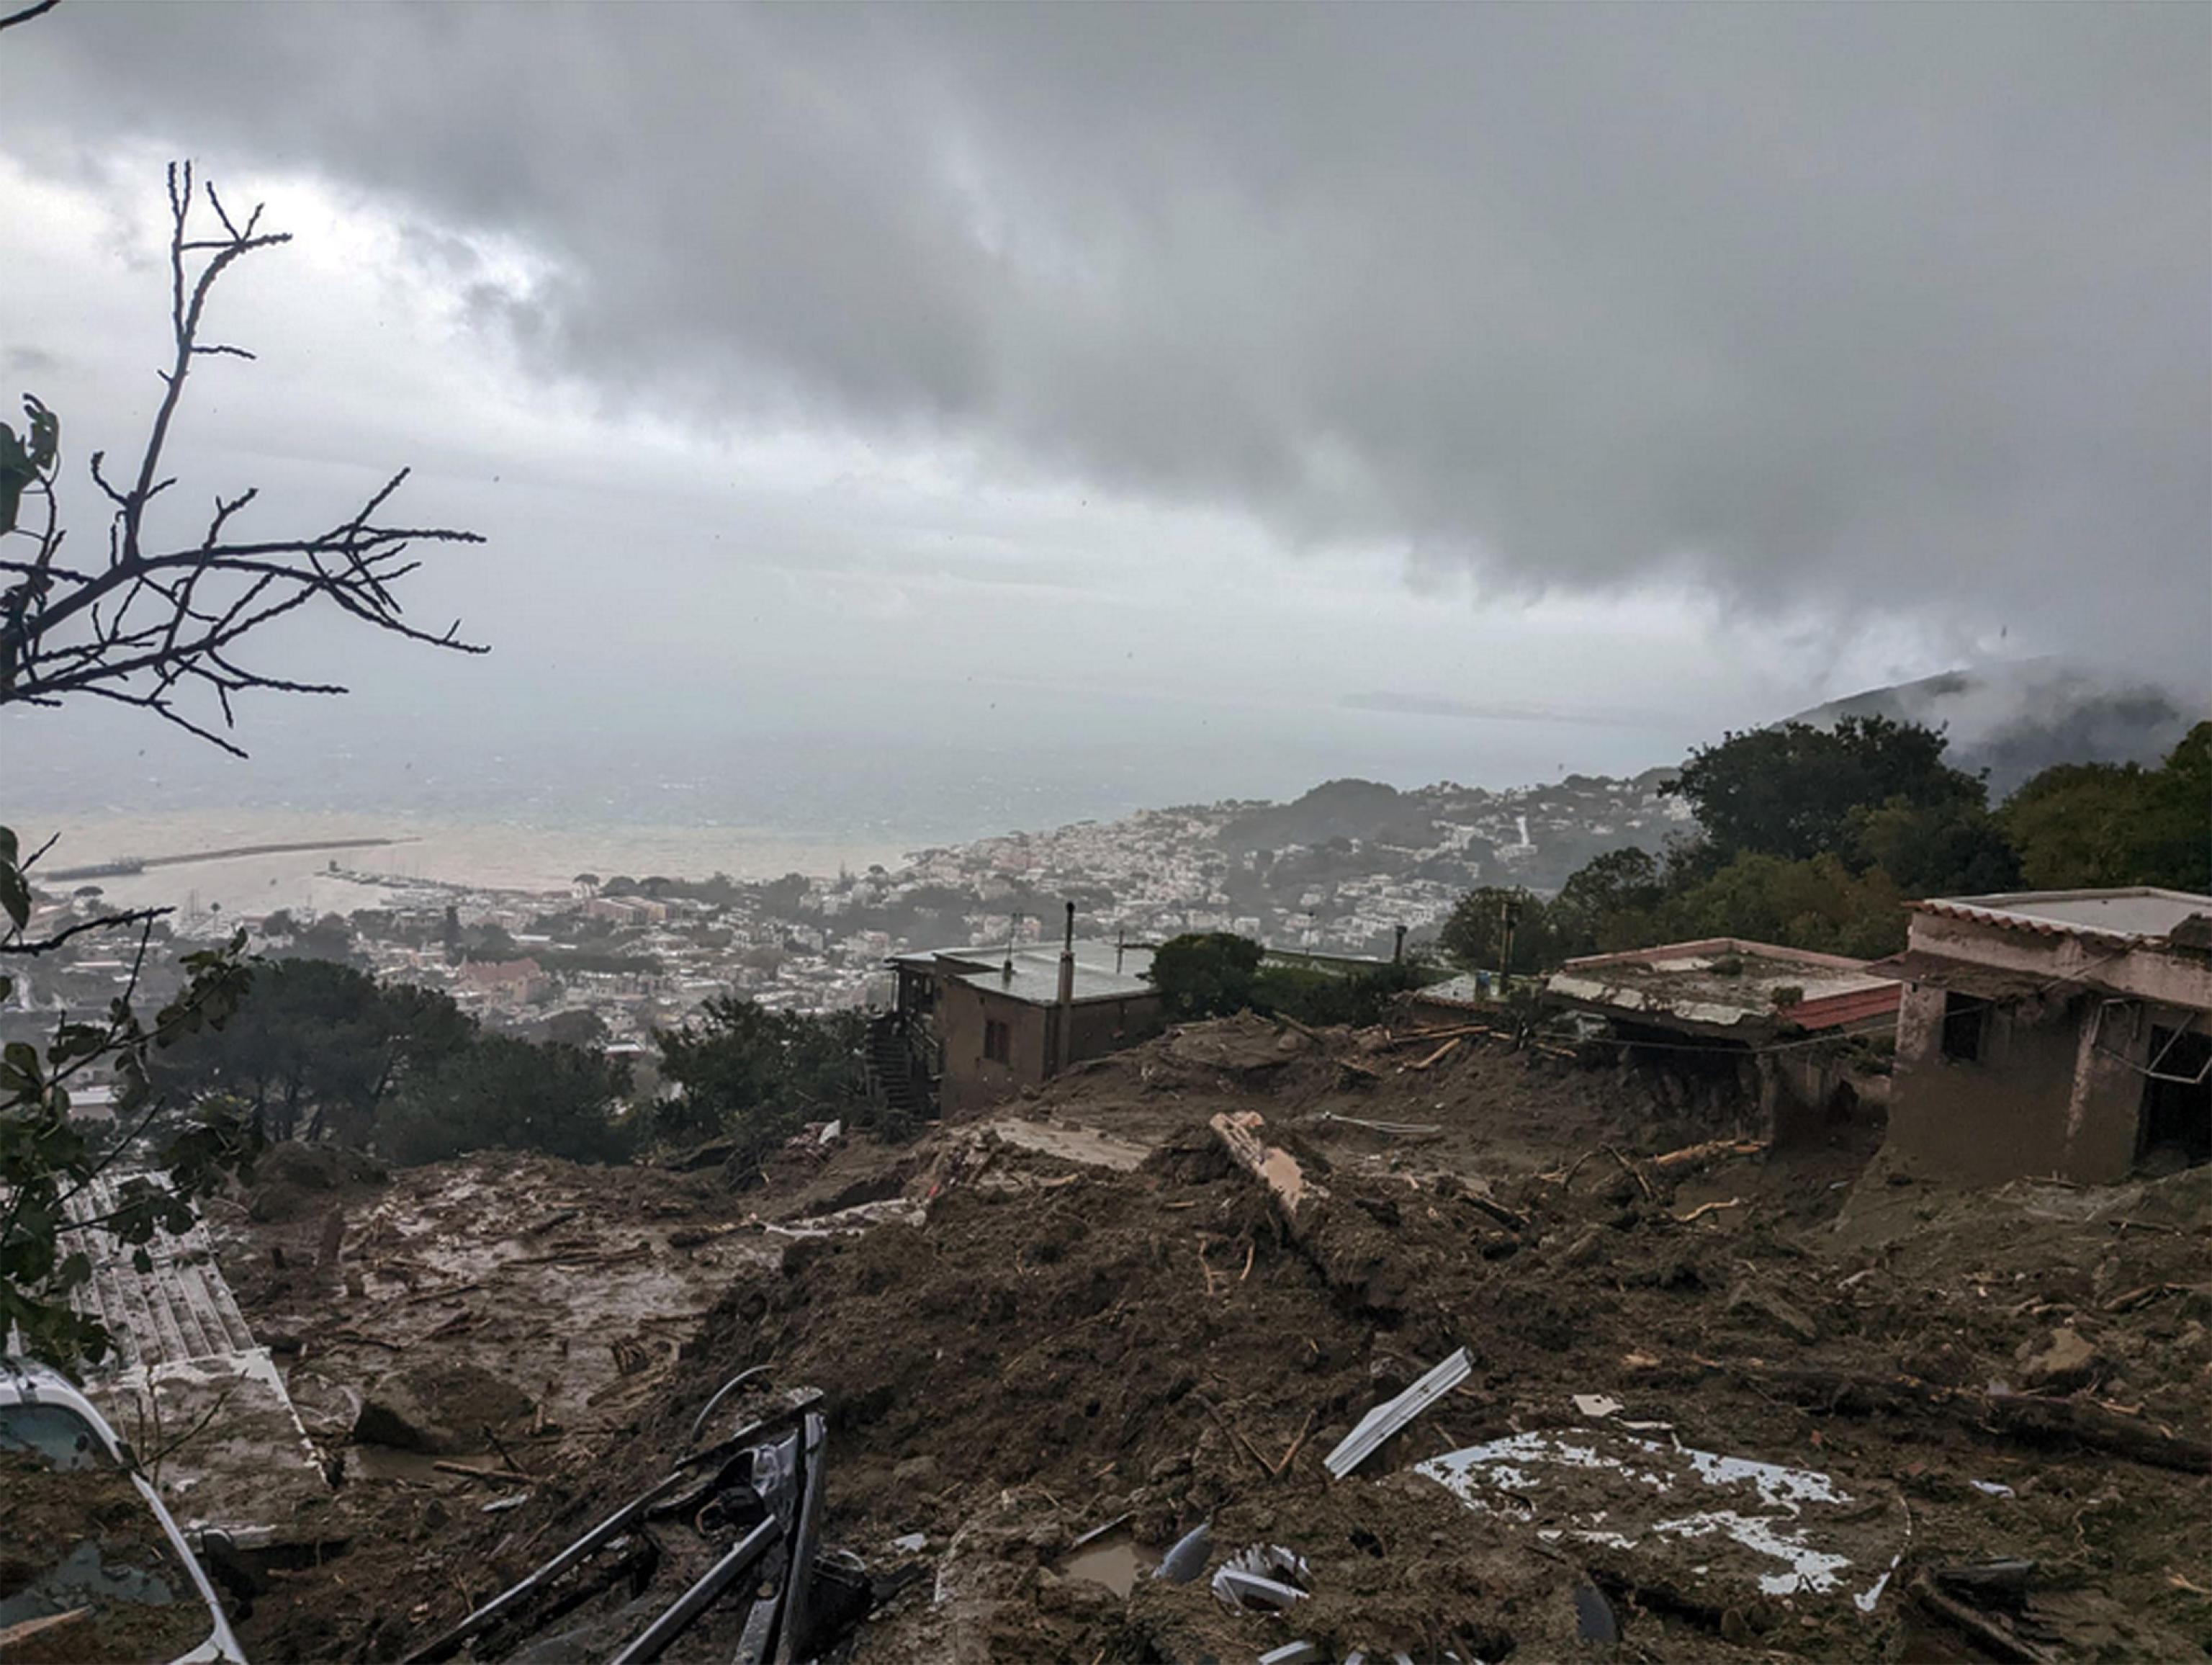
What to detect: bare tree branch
<box><xmin>0</xmin><ymin>907</ymin><xmax>172</xmax><ymax>957</ymax></box>
<box><xmin>0</xmin><ymin>162</ymin><xmax>485</xmax><ymax>745</ymax></box>
<box><xmin>0</xmin><ymin>0</ymin><xmax>62</xmax><ymax>34</ymax></box>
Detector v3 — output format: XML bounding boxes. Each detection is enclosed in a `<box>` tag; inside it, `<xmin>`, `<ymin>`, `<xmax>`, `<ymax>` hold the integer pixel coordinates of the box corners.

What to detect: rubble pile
<box><xmin>204</xmin><ymin>1017</ymin><xmax>2211</xmax><ymax>1661</ymax></box>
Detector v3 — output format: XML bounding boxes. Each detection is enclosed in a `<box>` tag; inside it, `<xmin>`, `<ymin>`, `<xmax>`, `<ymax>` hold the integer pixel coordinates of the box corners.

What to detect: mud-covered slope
<box><xmin>210</xmin><ymin>1018</ymin><xmax>2212</xmax><ymax>1662</ymax></box>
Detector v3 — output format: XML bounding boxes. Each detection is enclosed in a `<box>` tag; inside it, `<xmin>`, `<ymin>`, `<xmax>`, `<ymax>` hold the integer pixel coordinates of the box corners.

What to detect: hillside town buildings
<box><xmin>6</xmin><ymin>772</ymin><xmax>1686</xmax><ymax>1061</ymax></box>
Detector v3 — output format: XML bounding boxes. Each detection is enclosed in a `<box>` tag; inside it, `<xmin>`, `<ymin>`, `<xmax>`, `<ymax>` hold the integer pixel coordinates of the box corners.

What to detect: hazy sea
<box><xmin>8</xmin><ymin>699</ymin><xmax>1688</xmax><ymax>917</ymax></box>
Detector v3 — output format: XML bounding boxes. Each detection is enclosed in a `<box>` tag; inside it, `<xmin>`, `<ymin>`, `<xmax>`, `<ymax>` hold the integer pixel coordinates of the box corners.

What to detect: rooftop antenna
<box><xmin>1004</xmin><ymin>912</ymin><xmax>1020</xmax><ymax>980</ymax></box>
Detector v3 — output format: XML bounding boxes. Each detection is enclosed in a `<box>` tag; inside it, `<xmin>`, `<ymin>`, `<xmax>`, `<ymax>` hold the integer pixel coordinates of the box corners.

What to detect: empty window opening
<box><xmin>983</xmin><ymin>1018</ymin><xmax>1010</xmax><ymax>1064</ymax></box>
<box><xmin>2138</xmin><ymin>1024</ymin><xmax>2211</xmax><ymax>1169</ymax></box>
<box><xmin>1940</xmin><ymin>992</ymin><xmax>1988</xmax><ymax>1063</ymax></box>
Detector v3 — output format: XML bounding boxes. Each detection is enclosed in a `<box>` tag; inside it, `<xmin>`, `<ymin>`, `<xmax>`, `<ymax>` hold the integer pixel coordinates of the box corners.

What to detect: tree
<box><xmin>1847</xmin><ymin>797</ymin><xmax>2019</xmax><ymax>896</ymax></box>
<box><xmin>150</xmin><ymin>961</ymin><xmax>474</xmax><ymax>1145</ymax></box>
<box><xmin>654</xmin><ymin>997</ymin><xmax>868</xmax><ymax>1165</ymax></box>
<box><xmin>2136</xmin><ymin>722</ymin><xmax>2212</xmax><ymax>893</ymax></box>
<box><xmin>1661</xmin><ymin>852</ymin><xmax>1907</xmax><ymax>959</ymax></box>
<box><xmin>1547</xmin><ymin>848</ymin><xmax>1665</xmax><ymax>957</ymax></box>
<box><xmin>1437</xmin><ymin>887</ymin><xmax>1553</xmax><ymax>974</ymax></box>
<box><xmin>276</xmin><ymin>912</ymin><xmax>360</xmax><ymax>965</ymax></box>
<box><xmin>1668</xmin><ymin>716</ymin><xmax>1984</xmax><ymax>865</ymax></box>
<box><xmin>1</xmin><ymin>163</ymin><xmax>482</xmax><ymax>1367</ymax></box>
<box><xmin>2001</xmin><ymin>722</ymin><xmax>2211</xmax><ymax>893</ymax></box>
<box><xmin>1251</xmin><ymin>956</ymin><xmax>1434</xmax><ymax>1027</ymax></box>
<box><xmin>379</xmin><ymin>1037</ymin><xmax>634</xmax><ymax>1167</ymax></box>
<box><xmin>459</xmin><ymin>920</ymin><xmax>521</xmax><ymax>961</ymax></box>
<box><xmin>1146</xmin><ymin>932</ymin><xmax>1264</xmax><ymax>1018</ymax></box>
<box><xmin>1148</xmin><ymin>930</ymin><xmax>1434</xmax><ymax>1026</ymax></box>
<box><xmin>543</xmin><ymin>1007</ymin><xmax>611</xmax><ymax>1049</ymax></box>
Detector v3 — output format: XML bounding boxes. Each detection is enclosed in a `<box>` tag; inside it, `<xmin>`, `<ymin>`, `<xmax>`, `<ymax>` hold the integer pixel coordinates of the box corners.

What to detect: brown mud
<box><xmin>0</xmin><ymin>1452</ymin><xmax>217</xmax><ymax>1665</ymax></box>
<box><xmin>199</xmin><ymin>1015</ymin><xmax>2211</xmax><ymax>1661</ymax></box>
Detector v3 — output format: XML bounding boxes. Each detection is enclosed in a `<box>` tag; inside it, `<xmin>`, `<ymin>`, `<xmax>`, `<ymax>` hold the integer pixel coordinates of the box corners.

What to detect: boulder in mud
<box><xmin>354</xmin><ymin>1360</ymin><xmax>534</xmax><ymax>1454</ymax></box>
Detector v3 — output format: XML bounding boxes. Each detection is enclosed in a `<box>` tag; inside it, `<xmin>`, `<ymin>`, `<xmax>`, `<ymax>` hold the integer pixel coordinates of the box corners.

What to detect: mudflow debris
<box><xmin>71</xmin><ymin>1011</ymin><xmax>2212</xmax><ymax>1661</ymax></box>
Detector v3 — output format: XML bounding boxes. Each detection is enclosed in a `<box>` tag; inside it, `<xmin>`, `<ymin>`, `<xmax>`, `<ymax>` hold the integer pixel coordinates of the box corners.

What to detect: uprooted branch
<box><xmin>0</xmin><ymin>161</ymin><xmax>484</xmax><ymax>752</ymax></box>
<box><xmin>1738</xmin><ymin>1363</ymin><xmax>2211</xmax><ymax>1474</ymax></box>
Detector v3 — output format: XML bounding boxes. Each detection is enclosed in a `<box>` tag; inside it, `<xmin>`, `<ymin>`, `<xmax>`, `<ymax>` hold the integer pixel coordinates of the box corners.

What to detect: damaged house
<box><xmin>1877</xmin><ymin>888</ymin><xmax>2212</xmax><ymax>1185</ymax></box>
<box><xmin>1544</xmin><ymin>938</ymin><xmax>1902</xmax><ymax>1143</ymax></box>
<box><xmin>875</xmin><ymin>907</ymin><xmax>1164</xmax><ymax>1116</ymax></box>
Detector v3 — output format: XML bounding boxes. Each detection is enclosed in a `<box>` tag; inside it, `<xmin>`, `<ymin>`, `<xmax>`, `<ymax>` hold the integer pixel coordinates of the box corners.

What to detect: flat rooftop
<box><xmin>1918</xmin><ymin>888</ymin><xmax>2212</xmax><ymax>943</ymax></box>
<box><xmin>1547</xmin><ymin>937</ymin><xmax>1900</xmax><ymax>1035</ymax></box>
<box><xmin>892</xmin><ymin>938</ymin><xmax>1158</xmax><ymax>1005</ymax></box>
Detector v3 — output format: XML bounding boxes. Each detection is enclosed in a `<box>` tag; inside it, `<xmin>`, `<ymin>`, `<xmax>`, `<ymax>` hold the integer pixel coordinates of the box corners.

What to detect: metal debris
<box><xmin>1066</xmin><ymin>1512</ymin><xmax>1133</xmax><ymax>1550</ymax></box>
<box><xmin>1323</xmin><ymin>1347</ymin><xmax>1473</xmax><ymax>1478</ymax></box>
<box><xmin>1211</xmin><ymin>1544</ymin><xmax>1310</xmax><ymax>1612</ymax></box>
<box><xmin>1152</xmin><ymin>1520</ymin><xmax>1213</xmax><ymax>1584</ymax></box>
<box><xmin>1306</xmin><ymin>1111</ymin><xmax>1444</xmax><ymax>1137</ymax></box>
<box><xmin>405</xmin><ymin>1388</ymin><xmax>863</xmax><ymax>1665</ymax></box>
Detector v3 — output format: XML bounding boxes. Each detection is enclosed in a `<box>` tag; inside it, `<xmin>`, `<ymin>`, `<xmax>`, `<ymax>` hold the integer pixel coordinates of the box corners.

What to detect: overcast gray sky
<box><xmin>4</xmin><ymin>2</ymin><xmax>2206</xmax><ymax>827</ymax></box>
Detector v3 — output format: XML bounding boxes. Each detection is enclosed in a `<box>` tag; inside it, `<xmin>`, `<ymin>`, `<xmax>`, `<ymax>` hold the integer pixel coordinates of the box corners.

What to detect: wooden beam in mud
<box><xmin>1208</xmin><ymin>1109</ymin><xmax>1454</xmax><ymax>1354</ymax></box>
<box><xmin>1210</xmin><ymin>1110</ymin><xmax>1328</xmax><ymax>1226</ymax></box>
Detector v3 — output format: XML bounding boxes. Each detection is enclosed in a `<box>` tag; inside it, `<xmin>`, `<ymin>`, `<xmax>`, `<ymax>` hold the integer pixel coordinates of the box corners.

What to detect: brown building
<box><xmin>1544</xmin><ymin>938</ymin><xmax>1904</xmax><ymax>1142</ymax></box>
<box><xmin>876</xmin><ymin>916</ymin><xmax>1164</xmax><ymax>1116</ymax></box>
<box><xmin>1876</xmin><ymin>889</ymin><xmax>2212</xmax><ymax>1185</ymax></box>
<box><xmin>454</xmin><ymin>955</ymin><xmax>547</xmax><ymax>1007</ymax></box>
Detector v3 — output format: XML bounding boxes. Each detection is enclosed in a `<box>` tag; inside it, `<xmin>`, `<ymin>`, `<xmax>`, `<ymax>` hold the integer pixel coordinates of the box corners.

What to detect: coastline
<box><xmin>14</xmin><ymin>807</ymin><xmax>913</xmax><ymax>917</ymax></box>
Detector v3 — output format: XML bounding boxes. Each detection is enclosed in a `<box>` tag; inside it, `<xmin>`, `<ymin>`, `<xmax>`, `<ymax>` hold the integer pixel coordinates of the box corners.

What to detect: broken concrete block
<box><xmin>2017</xmin><ymin>1326</ymin><xmax>2103</xmax><ymax>1393</ymax></box>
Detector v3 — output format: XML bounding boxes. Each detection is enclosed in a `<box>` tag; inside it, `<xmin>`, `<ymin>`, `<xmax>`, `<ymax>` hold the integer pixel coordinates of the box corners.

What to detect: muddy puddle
<box><xmin>1058</xmin><ymin>1529</ymin><xmax>1157</xmax><ymax>1597</ymax></box>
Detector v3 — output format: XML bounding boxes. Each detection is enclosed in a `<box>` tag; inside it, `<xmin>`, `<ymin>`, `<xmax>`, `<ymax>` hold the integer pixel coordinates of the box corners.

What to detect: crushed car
<box><xmin>0</xmin><ymin>1354</ymin><xmax>248</xmax><ymax>1665</ymax></box>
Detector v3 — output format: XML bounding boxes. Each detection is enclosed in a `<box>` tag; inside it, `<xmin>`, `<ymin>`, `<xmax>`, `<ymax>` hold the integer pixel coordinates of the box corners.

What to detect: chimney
<box><xmin>1393</xmin><ymin>923</ymin><xmax>1408</xmax><ymax>963</ymax></box>
<box><xmin>1053</xmin><ymin>902</ymin><xmax>1077</xmax><ymax>1074</ymax></box>
<box><xmin>1057</xmin><ymin>902</ymin><xmax>1076</xmax><ymax>1006</ymax></box>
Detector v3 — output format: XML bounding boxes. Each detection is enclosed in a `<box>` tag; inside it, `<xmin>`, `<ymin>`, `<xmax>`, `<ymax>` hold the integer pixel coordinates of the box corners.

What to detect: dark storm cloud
<box><xmin>8</xmin><ymin>3</ymin><xmax>2208</xmax><ymax>669</ymax></box>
